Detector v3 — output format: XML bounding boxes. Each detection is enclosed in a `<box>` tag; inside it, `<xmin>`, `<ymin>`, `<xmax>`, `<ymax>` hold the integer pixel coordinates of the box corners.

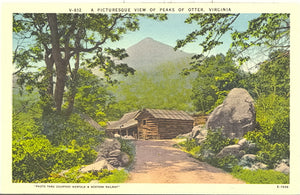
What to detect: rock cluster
<box><xmin>79</xmin><ymin>138</ymin><xmax>130</xmax><ymax>174</ymax></box>
<box><xmin>206</xmin><ymin>88</ymin><xmax>256</xmax><ymax>139</ymax></box>
<box><xmin>96</xmin><ymin>138</ymin><xmax>130</xmax><ymax>167</ymax></box>
<box><xmin>217</xmin><ymin>138</ymin><xmax>290</xmax><ymax>174</ymax></box>
<box><xmin>178</xmin><ymin>125</ymin><xmax>207</xmax><ymax>144</ymax></box>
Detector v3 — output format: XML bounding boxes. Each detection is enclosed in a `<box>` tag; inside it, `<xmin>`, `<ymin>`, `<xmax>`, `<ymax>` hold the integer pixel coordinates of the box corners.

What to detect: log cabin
<box><xmin>106</xmin><ymin>109</ymin><xmax>194</xmax><ymax>140</ymax></box>
<box><xmin>106</xmin><ymin>110</ymin><xmax>139</xmax><ymax>138</ymax></box>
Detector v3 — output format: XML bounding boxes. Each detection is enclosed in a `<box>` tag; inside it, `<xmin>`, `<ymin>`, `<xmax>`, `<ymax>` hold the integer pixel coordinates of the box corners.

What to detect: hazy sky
<box><xmin>107</xmin><ymin>13</ymin><xmax>261</xmax><ymax>55</ymax></box>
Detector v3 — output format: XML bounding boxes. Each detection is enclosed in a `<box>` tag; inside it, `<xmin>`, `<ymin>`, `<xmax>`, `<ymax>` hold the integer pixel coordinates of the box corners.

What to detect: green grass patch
<box><xmin>231</xmin><ymin>166</ymin><xmax>289</xmax><ymax>184</ymax></box>
<box><xmin>99</xmin><ymin>169</ymin><xmax>129</xmax><ymax>183</ymax></box>
<box><xmin>35</xmin><ymin>166</ymin><xmax>129</xmax><ymax>183</ymax></box>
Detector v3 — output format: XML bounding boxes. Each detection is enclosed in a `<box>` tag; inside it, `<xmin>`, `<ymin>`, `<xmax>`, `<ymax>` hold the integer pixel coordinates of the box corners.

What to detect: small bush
<box><xmin>200</xmin><ymin>129</ymin><xmax>234</xmax><ymax>154</ymax></box>
<box><xmin>117</xmin><ymin>138</ymin><xmax>135</xmax><ymax>167</ymax></box>
<box><xmin>179</xmin><ymin>138</ymin><xmax>198</xmax><ymax>152</ymax></box>
<box><xmin>231</xmin><ymin>166</ymin><xmax>289</xmax><ymax>184</ymax></box>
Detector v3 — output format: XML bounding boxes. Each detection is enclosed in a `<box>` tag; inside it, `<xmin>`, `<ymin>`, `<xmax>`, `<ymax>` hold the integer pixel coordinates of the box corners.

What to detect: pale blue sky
<box><xmin>13</xmin><ymin>13</ymin><xmax>261</xmax><ymax>71</ymax></box>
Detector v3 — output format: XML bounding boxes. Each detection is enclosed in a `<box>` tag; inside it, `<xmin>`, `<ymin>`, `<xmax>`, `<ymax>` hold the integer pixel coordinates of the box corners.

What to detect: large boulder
<box><xmin>206</xmin><ymin>88</ymin><xmax>256</xmax><ymax>139</ymax></box>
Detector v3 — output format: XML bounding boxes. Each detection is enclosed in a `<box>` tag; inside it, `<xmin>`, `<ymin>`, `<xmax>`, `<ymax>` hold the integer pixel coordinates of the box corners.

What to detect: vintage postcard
<box><xmin>1</xmin><ymin>1</ymin><xmax>300</xmax><ymax>194</ymax></box>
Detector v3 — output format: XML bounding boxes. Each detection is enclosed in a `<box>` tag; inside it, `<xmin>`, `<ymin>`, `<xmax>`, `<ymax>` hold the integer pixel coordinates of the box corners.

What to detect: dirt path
<box><xmin>126</xmin><ymin>140</ymin><xmax>245</xmax><ymax>183</ymax></box>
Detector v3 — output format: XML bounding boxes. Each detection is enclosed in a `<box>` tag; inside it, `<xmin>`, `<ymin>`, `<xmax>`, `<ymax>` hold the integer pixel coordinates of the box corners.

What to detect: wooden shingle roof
<box><xmin>141</xmin><ymin>109</ymin><xmax>194</xmax><ymax>121</ymax></box>
<box><xmin>106</xmin><ymin>109</ymin><xmax>194</xmax><ymax>131</ymax></box>
<box><xmin>106</xmin><ymin>110</ymin><xmax>140</xmax><ymax>130</ymax></box>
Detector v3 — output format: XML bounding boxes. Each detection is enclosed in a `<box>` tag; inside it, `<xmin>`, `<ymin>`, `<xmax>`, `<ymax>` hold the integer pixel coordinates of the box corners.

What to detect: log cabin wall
<box><xmin>158</xmin><ymin>119</ymin><xmax>194</xmax><ymax>139</ymax></box>
<box><xmin>137</xmin><ymin>112</ymin><xmax>160</xmax><ymax>140</ymax></box>
<box><xmin>136</xmin><ymin>110</ymin><xmax>194</xmax><ymax>139</ymax></box>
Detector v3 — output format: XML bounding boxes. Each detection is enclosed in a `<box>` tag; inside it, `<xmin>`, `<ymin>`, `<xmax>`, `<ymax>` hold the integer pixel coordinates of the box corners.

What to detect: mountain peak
<box><xmin>128</xmin><ymin>37</ymin><xmax>171</xmax><ymax>51</ymax></box>
<box><xmin>124</xmin><ymin>37</ymin><xmax>193</xmax><ymax>71</ymax></box>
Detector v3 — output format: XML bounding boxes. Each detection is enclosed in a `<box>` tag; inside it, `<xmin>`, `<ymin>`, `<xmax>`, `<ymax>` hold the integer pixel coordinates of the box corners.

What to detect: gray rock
<box><xmin>248</xmin><ymin>143</ymin><xmax>257</xmax><ymax>150</ymax></box>
<box><xmin>109</xmin><ymin>149</ymin><xmax>121</xmax><ymax>157</ymax></box>
<box><xmin>275</xmin><ymin>162</ymin><xmax>290</xmax><ymax>174</ymax></box>
<box><xmin>195</xmin><ymin>127</ymin><xmax>208</xmax><ymax>139</ymax></box>
<box><xmin>119</xmin><ymin>152</ymin><xmax>130</xmax><ymax>167</ymax></box>
<box><xmin>238</xmin><ymin>138</ymin><xmax>249</xmax><ymax>149</ymax></box>
<box><xmin>193</xmin><ymin>126</ymin><xmax>208</xmax><ymax>144</ymax></box>
<box><xmin>80</xmin><ymin>160</ymin><xmax>114</xmax><ymax>173</ymax></box>
<box><xmin>206</xmin><ymin>88</ymin><xmax>256</xmax><ymax>139</ymax></box>
<box><xmin>191</xmin><ymin>125</ymin><xmax>201</xmax><ymax>138</ymax></box>
<box><xmin>239</xmin><ymin>154</ymin><xmax>257</xmax><ymax>168</ymax></box>
<box><xmin>177</xmin><ymin>125</ymin><xmax>208</xmax><ymax>141</ymax></box>
<box><xmin>95</xmin><ymin>138</ymin><xmax>132</xmax><ymax>168</ymax></box>
<box><xmin>216</xmin><ymin>144</ymin><xmax>243</xmax><ymax>158</ymax></box>
<box><xmin>250</xmin><ymin>162</ymin><xmax>268</xmax><ymax>170</ymax></box>
<box><xmin>107</xmin><ymin>158</ymin><xmax>121</xmax><ymax>167</ymax></box>
<box><xmin>241</xmin><ymin>154</ymin><xmax>257</xmax><ymax>162</ymax></box>
<box><xmin>279</xmin><ymin>159</ymin><xmax>290</xmax><ymax>166</ymax></box>
<box><xmin>97</xmin><ymin>138</ymin><xmax>121</xmax><ymax>159</ymax></box>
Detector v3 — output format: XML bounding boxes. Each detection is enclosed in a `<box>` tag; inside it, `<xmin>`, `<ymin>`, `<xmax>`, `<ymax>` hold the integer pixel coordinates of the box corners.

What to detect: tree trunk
<box><xmin>47</xmin><ymin>13</ymin><xmax>67</xmax><ymax>113</ymax></box>
<box><xmin>45</xmin><ymin>51</ymin><xmax>54</xmax><ymax>96</ymax></box>
<box><xmin>65</xmin><ymin>52</ymin><xmax>80</xmax><ymax>116</ymax></box>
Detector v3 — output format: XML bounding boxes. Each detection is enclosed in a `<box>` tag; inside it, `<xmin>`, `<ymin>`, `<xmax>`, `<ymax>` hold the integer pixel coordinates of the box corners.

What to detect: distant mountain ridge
<box><xmin>123</xmin><ymin>37</ymin><xmax>193</xmax><ymax>71</ymax></box>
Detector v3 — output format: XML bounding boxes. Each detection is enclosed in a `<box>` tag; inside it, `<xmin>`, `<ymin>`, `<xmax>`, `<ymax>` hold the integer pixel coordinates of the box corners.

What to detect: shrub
<box><xmin>179</xmin><ymin>138</ymin><xmax>198</xmax><ymax>152</ymax></box>
<box><xmin>177</xmin><ymin>133</ymin><xmax>239</xmax><ymax>172</ymax></box>
<box><xmin>245</xmin><ymin>94</ymin><xmax>290</xmax><ymax>168</ymax></box>
<box><xmin>40</xmin><ymin>112</ymin><xmax>105</xmax><ymax>147</ymax></box>
<box><xmin>12</xmin><ymin>134</ymin><xmax>57</xmax><ymax>182</ymax></box>
<box><xmin>214</xmin><ymin>155</ymin><xmax>239</xmax><ymax>172</ymax></box>
<box><xmin>200</xmin><ymin>129</ymin><xmax>235</xmax><ymax>154</ymax></box>
<box><xmin>52</xmin><ymin>140</ymin><xmax>97</xmax><ymax>171</ymax></box>
<box><xmin>13</xmin><ymin>135</ymin><xmax>97</xmax><ymax>182</ymax></box>
<box><xmin>231</xmin><ymin>166</ymin><xmax>289</xmax><ymax>184</ymax></box>
<box><xmin>117</xmin><ymin>138</ymin><xmax>135</xmax><ymax>167</ymax></box>
<box><xmin>12</xmin><ymin>113</ymin><xmax>98</xmax><ymax>182</ymax></box>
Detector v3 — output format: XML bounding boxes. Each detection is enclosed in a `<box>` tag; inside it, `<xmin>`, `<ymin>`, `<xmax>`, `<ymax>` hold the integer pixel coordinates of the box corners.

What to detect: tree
<box><xmin>71</xmin><ymin>68</ymin><xmax>112</xmax><ymax>123</ymax></box>
<box><xmin>13</xmin><ymin>13</ymin><xmax>167</xmax><ymax>116</ymax></box>
<box><xmin>175</xmin><ymin>14</ymin><xmax>289</xmax><ymax>71</ymax></box>
<box><xmin>252</xmin><ymin>50</ymin><xmax>290</xmax><ymax>98</ymax></box>
<box><xmin>190</xmin><ymin>53</ymin><xmax>242</xmax><ymax>113</ymax></box>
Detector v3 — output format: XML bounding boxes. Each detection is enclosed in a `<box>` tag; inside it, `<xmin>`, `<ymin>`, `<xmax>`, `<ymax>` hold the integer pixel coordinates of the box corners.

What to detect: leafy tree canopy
<box><xmin>175</xmin><ymin>14</ymin><xmax>289</xmax><ymax>71</ymax></box>
<box><xmin>13</xmin><ymin>13</ymin><xmax>167</xmax><ymax>115</ymax></box>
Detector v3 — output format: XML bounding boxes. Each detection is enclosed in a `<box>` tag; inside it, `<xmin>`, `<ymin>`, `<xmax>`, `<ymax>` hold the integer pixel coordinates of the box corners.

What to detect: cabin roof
<box><xmin>106</xmin><ymin>109</ymin><xmax>194</xmax><ymax>131</ymax></box>
<box><xmin>138</xmin><ymin>108</ymin><xmax>194</xmax><ymax>121</ymax></box>
<box><xmin>106</xmin><ymin>110</ymin><xmax>140</xmax><ymax>130</ymax></box>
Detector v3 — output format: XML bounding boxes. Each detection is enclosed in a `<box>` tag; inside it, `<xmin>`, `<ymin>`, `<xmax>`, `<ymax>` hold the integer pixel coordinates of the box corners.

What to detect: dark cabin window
<box><xmin>143</xmin><ymin>120</ymin><xmax>146</xmax><ymax>125</ymax></box>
